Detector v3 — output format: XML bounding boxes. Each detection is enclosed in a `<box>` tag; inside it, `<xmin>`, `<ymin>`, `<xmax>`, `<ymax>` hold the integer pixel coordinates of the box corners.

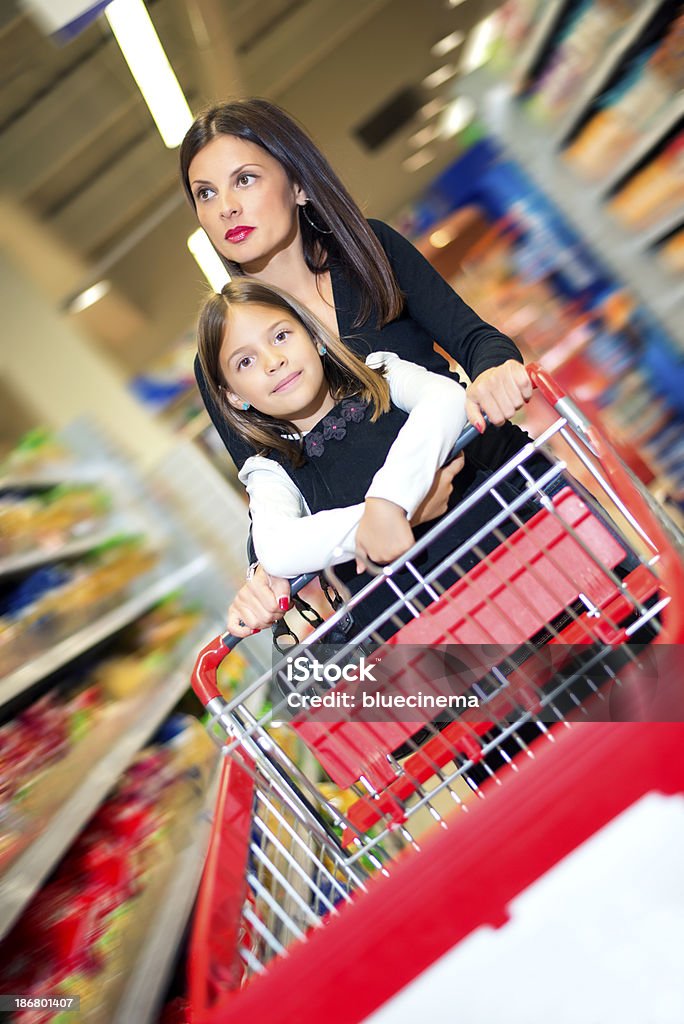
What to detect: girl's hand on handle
<box><xmin>465</xmin><ymin>360</ymin><xmax>533</xmax><ymax>431</ymax></box>
<box><xmin>411</xmin><ymin>455</ymin><xmax>465</xmax><ymax>526</ymax></box>
<box><xmin>226</xmin><ymin>564</ymin><xmax>291</xmax><ymax>637</ymax></box>
<box><xmin>355</xmin><ymin>497</ymin><xmax>415</xmax><ymax>573</ymax></box>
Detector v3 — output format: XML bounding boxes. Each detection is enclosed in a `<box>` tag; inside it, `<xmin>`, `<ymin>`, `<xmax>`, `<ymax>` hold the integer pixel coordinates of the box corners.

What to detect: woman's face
<box><xmin>188</xmin><ymin>135</ymin><xmax>306</xmax><ymax>273</ymax></box>
<box><xmin>220</xmin><ymin>302</ymin><xmax>335</xmax><ymax>432</ymax></box>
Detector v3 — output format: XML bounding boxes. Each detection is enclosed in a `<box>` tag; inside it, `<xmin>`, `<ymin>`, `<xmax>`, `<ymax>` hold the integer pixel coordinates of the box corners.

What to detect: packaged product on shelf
<box><xmin>0</xmin><ymin>537</ymin><xmax>158</xmax><ymax>675</ymax></box>
<box><xmin>608</xmin><ymin>130</ymin><xmax>684</xmax><ymax>229</ymax></box>
<box><xmin>563</xmin><ymin>10</ymin><xmax>684</xmax><ymax>180</ymax></box>
<box><xmin>0</xmin><ymin>429</ymin><xmax>72</xmax><ymax>483</ymax></box>
<box><xmin>657</xmin><ymin>226</ymin><xmax>684</xmax><ymax>273</ymax></box>
<box><xmin>0</xmin><ymin>484</ymin><xmax>111</xmax><ymax>558</ymax></box>
<box><xmin>525</xmin><ymin>0</ymin><xmax>639</xmax><ymax>123</ymax></box>
<box><xmin>0</xmin><ymin>718</ymin><xmax>216</xmax><ymax>1023</ymax></box>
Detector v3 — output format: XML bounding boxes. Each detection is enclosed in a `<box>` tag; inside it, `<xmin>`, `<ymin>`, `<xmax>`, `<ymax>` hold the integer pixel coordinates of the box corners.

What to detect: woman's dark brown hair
<box><xmin>180</xmin><ymin>98</ymin><xmax>403</xmax><ymax>328</ymax></box>
<box><xmin>197</xmin><ymin>279</ymin><xmax>391</xmax><ymax>465</ymax></box>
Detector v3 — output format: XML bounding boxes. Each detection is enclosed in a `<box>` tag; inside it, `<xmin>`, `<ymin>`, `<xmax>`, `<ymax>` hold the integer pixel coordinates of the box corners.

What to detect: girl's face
<box><xmin>188</xmin><ymin>135</ymin><xmax>306</xmax><ymax>272</ymax></box>
<box><xmin>220</xmin><ymin>303</ymin><xmax>336</xmax><ymax>432</ymax></box>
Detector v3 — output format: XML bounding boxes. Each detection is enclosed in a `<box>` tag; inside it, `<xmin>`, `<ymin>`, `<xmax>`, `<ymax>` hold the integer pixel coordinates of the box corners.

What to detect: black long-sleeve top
<box><xmin>194</xmin><ymin>218</ymin><xmax>528</xmax><ymax>476</ymax></box>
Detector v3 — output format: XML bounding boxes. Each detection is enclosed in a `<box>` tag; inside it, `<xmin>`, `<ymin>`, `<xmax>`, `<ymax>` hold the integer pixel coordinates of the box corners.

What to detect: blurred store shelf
<box><xmin>555</xmin><ymin>0</ymin><xmax>665</xmax><ymax>145</ymax></box>
<box><xmin>0</xmin><ymin>530</ymin><xmax>119</xmax><ymax>579</ymax></box>
<box><xmin>0</xmin><ymin>624</ymin><xmax>218</xmax><ymax>942</ymax></box>
<box><xmin>461</xmin><ymin>69</ymin><xmax>684</xmax><ymax>350</ymax></box>
<box><xmin>0</xmin><ymin>556</ymin><xmax>208</xmax><ymax>707</ymax></box>
<box><xmin>111</xmin><ymin>765</ymin><xmax>220</xmax><ymax>1024</ymax></box>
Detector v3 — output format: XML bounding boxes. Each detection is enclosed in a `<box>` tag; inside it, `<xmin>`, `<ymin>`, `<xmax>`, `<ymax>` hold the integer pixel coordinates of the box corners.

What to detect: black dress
<box><xmin>194</xmin><ymin>219</ymin><xmax>531</xmax><ymax>481</ymax></box>
<box><xmin>266</xmin><ymin>394</ymin><xmax>543</xmax><ymax>642</ymax></box>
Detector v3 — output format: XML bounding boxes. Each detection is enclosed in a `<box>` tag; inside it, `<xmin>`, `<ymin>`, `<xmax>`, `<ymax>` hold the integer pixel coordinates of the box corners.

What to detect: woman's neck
<box><xmin>247</xmin><ymin>250</ymin><xmax>339</xmax><ymax>341</ymax></box>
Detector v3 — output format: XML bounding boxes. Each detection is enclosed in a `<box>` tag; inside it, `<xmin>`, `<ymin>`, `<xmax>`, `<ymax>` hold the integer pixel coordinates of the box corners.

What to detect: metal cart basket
<box><xmin>188</xmin><ymin>365</ymin><xmax>684</xmax><ymax>1024</ymax></box>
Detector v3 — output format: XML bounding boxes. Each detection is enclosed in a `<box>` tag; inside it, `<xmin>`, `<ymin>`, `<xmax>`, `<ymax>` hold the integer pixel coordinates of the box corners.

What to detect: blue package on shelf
<box><xmin>641</xmin><ymin>330</ymin><xmax>684</xmax><ymax>418</ymax></box>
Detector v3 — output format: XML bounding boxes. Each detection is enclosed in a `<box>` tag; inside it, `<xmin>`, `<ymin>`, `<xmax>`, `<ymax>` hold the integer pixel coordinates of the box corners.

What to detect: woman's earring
<box><xmin>241</xmin><ymin>400</ymin><xmax>251</xmax><ymax>411</ymax></box>
<box><xmin>300</xmin><ymin>200</ymin><xmax>333</xmax><ymax>235</ymax></box>
<box><xmin>318</xmin><ymin>344</ymin><xmax>327</xmax><ymax>356</ymax></box>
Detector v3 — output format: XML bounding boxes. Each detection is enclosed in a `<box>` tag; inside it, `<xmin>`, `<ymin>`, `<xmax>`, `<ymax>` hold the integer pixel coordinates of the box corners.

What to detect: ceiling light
<box><xmin>445</xmin><ymin>0</ymin><xmax>468</xmax><ymax>8</ymax></box>
<box><xmin>431</xmin><ymin>30</ymin><xmax>465</xmax><ymax>58</ymax></box>
<box><xmin>429</xmin><ymin>229</ymin><xmax>454</xmax><ymax>249</ymax></box>
<box><xmin>105</xmin><ymin>0</ymin><xmax>193</xmax><ymax>148</ymax></box>
<box><xmin>409</xmin><ymin>123</ymin><xmax>441</xmax><ymax>149</ymax></box>
<box><xmin>460</xmin><ymin>13</ymin><xmax>498</xmax><ymax>75</ymax></box>
<box><xmin>422</xmin><ymin>64</ymin><xmax>458</xmax><ymax>90</ymax></box>
<box><xmin>440</xmin><ymin>96</ymin><xmax>476</xmax><ymax>137</ymax></box>
<box><xmin>419</xmin><ymin>98</ymin><xmax>448</xmax><ymax>121</ymax></box>
<box><xmin>187</xmin><ymin>229</ymin><xmax>230</xmax><ymax>292</ymax></box>
<box><xmin>66</xmin><ymin>280</ymin><xmax>111</xmax><ymax>314</ymax></box>
<box><xmin>403</xmin><ymin>148</ymin><xmax>436</xmax><ymax>173</ymax></box>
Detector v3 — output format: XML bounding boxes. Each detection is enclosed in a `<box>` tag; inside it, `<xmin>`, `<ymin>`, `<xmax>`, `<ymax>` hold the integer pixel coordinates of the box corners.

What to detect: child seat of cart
<box><xmin>279</xmin><ymin>466</ymin><xmax>662</xmax><ymax>837</ymax></box>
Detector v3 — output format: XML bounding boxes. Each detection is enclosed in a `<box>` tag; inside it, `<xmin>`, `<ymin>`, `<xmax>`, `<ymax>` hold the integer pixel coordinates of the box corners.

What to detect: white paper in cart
<box><xmin>363</xmin><ymin>793</ymin><xmax>684</xmax><ymax>1024</ymax></box>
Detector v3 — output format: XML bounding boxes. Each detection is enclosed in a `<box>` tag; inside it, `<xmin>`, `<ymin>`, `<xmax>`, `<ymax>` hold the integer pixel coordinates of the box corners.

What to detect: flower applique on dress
<box><xmin>304</xmin><ymin>399</ymin><xmax>369</xmax><ymax>458</ymax></box>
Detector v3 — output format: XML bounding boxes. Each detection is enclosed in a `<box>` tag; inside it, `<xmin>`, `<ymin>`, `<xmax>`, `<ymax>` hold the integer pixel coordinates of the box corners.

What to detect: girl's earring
<box><xmin>318</xmin><ymin>345</ymin><xmax>327</xmax><ymax>357</ymax></box>
<box><xmin>241</xmin><ymin>400</ymin><xmax>251</xmax><ymax>411</ymax></box>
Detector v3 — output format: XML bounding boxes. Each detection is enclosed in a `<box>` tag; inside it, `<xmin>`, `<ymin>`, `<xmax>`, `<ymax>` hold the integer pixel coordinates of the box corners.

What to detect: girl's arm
<box><xmin>240</xmin><ymin>457</ymin><xmax>365</xmax><ymax>577</ymax></box>
<box><xmin>241</xmin><ymin>354</ymin><xmax>467</xmax><ymax>577</ymax></box>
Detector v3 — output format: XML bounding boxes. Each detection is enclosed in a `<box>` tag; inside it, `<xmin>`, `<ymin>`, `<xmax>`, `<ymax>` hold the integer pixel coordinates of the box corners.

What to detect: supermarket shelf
<box><xmin>461</xmin><ymin>70</ymin><xmax>684</xmax><ymax>350</ymax></box>
<box><xmin>111</xmin><ymin>764</ymin><xmax>221</xmax><ymax>1024</ymax></box>
<box><xmin>554</xmin><ymin>0</ymin><xmax>664</xmax><ymax>145</ymax></box>
<box><xmin>0</xmin><ymin>472</ymin><xmax>99</xmax><ymax>493</ymax></box>
<box><xmin>0</xmin><ymin>530</ymin><xmax>117</xmax><ymax>579</ymax></box>
<box><xmin>600</xmin><ymin>93</ymin><xmax>684</xmax><ymax>196</ymax></box>
<box><xmin>510</xmin><ymin>0</ymin><xmax>568</xmax><ymax>92</ymax></box>
<box><xmin>0</xmin><ymin>556</ymin><xmax>208</xmax><ymax>708</ymax></box>
<box><xmin>0</xmin><ymin>625</ymin><xmax>219</xmax><ymax>942</ymax></box>
<box><xmin>637</xmin><ymin>206</ymin><xmax>684</xmax><ymax>250</ymax></box>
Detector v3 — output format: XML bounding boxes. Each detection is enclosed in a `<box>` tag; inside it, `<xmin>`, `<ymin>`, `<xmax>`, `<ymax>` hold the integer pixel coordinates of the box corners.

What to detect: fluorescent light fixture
<box><xmin>431</xmin><ymin>30</ymin><xmax>465</xmax><ymax>57</ymax></box>
<box><xmin>422</xmin><ymin>64</ymin><xmax>458</xmax><ymax>89</ymax></box>
<box><xmin>187</xmin><ymin>228</ymin><xmax>230</xmax><ymax>292</ymax></box>
<box><xmin>460</xmin><ymin>13</ymin><xmax>498</xmax><ymax>75</ymax></box>
<box><xmin>105</xmin><ymin>0</ymin><xmax>193</xmax><ymax>148</ymax></box>
<box><xmin>409</xmin><ymin>123</ymin><xmax>441</xmax><ymax>149</ymax></box>
<box><xmin>441</xmin><ymin>96</ymin><xmax>476</xmax><ymax>137</ymax></box>
<box><xmin>67</xmin><ymin>279</ymin><xmax>111</xmax><ymax>314</ymax></box>
<box><xmin>403</xmin><ymin>148</ymin><xmax>436</xmax><ymax>173</ymax></box>
<box><xmin>445</xmin><ymin>0</ymin><xmax>468</xmax><ymax>8</ymax></box>
<box><xmin>429</xmin><ymin>229</ymin><xmax>454</xmax><ymax>249</ymax></box>
<box><xmin>419</xmin><ymin>97</ymin><xmax>448</xmax><ymax>121</ymax></box>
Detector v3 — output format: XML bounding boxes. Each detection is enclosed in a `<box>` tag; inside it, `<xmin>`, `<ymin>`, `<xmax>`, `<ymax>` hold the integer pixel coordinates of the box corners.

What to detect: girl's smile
<box><xmin>220</xmin><ymin>303</ymin><xmax>336</xmax><ymax>432</ymax></box>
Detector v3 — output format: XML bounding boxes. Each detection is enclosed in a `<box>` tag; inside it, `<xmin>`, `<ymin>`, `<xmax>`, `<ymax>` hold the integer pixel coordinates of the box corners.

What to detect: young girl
<box><xmin>198</xmin><ymin>279</ymin><xmax>540</xmax><ymax>642</ymax></box>
<box><xmin>180</xmin><ymin>99</ymin><xmax>533</xmax><ymax>632</ymax></box>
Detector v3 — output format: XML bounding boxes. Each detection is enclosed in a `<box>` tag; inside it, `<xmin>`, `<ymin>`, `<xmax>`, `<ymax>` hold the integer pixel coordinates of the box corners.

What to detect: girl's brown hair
<box><xmin>180</xmin><ymin>98</ymin><xmax>403</xmax><ymax>328</ymax></box>
<box><xmin>197</xmin><ymin>279</ymin><xmax>391</xmax><ymax>465</ymax></box>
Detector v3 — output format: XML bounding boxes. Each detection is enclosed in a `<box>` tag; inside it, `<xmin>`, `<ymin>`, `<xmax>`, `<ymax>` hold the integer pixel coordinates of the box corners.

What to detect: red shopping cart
<box><xmin>188</xmin><ymin>366</ymin><xmax>684</xmax><ymax>1024</ymax></box>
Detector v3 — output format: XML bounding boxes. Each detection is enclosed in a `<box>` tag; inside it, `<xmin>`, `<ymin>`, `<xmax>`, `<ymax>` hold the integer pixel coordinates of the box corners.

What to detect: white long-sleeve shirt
<box><xmin>238</xmin><ymin>352</ymin><xmax>467</xmax><ymax>577</ymax></box>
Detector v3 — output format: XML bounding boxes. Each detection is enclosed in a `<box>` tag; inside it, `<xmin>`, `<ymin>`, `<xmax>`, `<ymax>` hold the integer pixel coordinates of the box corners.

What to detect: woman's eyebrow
<box><xmin>232</xmin><ymin>162</ymin><xmax>264</xmax><ymax>177</ymax></box>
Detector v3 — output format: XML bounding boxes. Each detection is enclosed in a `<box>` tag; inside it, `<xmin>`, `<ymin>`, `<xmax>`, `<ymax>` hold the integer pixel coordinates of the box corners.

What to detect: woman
<box><xmin>179</xmin><ymin>98</ymin><xmax>532</xmax><ymax>630</ymax></box>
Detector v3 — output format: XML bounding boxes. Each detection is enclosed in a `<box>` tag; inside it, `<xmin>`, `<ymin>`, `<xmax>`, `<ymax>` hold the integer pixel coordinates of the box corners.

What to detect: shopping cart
<box><xmin>188</xmin><ymin>365</ymin><xmax>684</xmax><ymax>1024</ymax></box>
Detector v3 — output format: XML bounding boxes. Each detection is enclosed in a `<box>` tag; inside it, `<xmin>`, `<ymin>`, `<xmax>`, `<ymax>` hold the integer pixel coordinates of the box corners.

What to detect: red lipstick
<box><xmin>225</xmin><ymin>226</ymin><xmax>255</xmax><ymax>243</ymax></box>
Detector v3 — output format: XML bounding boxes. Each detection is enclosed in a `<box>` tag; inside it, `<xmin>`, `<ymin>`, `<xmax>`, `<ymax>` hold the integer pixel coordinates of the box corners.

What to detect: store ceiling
<box><xmin>0</xmin><ymin>0</ymin><xmax>501</xmax><ymax>373</ymax></box>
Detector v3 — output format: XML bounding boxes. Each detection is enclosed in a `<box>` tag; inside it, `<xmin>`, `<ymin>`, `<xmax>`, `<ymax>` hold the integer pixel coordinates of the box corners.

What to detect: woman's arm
<box><xmin>370</xmin><ymin>219</ymin><xmax>522</xmax><ymax>379</ymax></box>
<box><xmin>370</xmin><ymin>220</ymin><xmax>532</xmax><ymax>428</ymax></box>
